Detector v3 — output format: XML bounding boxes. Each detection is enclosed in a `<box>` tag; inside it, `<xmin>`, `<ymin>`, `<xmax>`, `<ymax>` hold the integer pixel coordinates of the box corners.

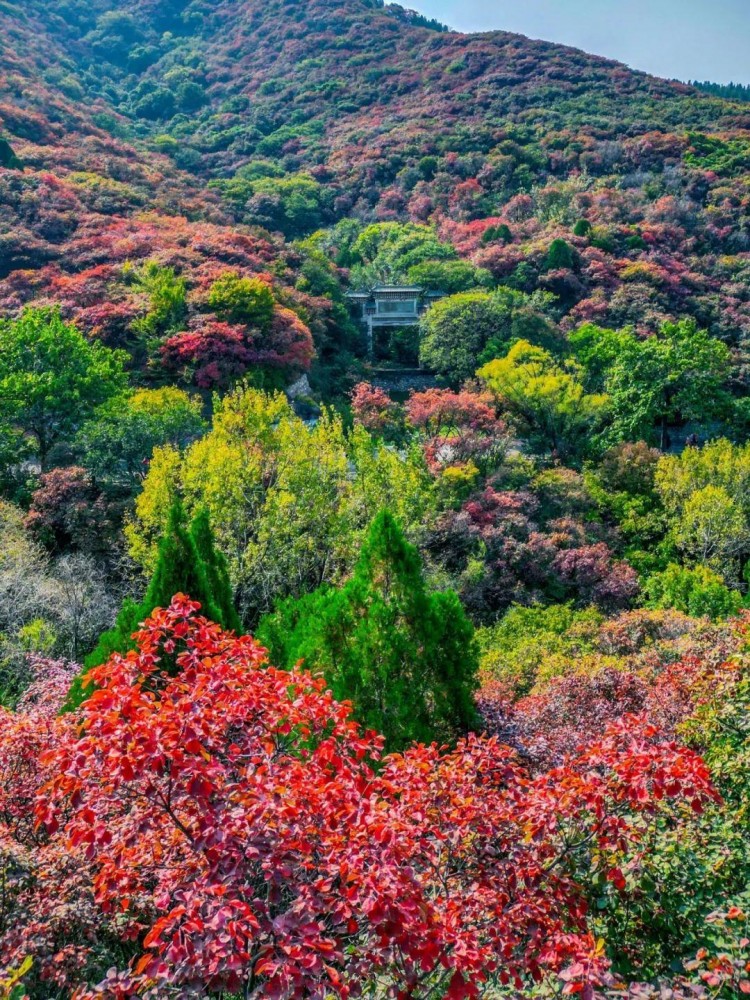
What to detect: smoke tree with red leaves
<box><xmin>350</xmin><ymin>382</ymin><xmax>405</xmax><ymax>442</ymax></box>
<box><xmin>161</xmin><ymin>319</ymin><xmax>256</xmax><ymax>391</ymax></box>
<box><xmin>472</xmin><ymin>611</ymin><xmax>750</xmax><ymax>987</ymax></box>
<box><xmin>351</xmin><ymin>383</ymin><xmax>507</xmax><ymax>465</ymax></box>
<box><xmin>0</xmin><ymin>597</ymin><xmax>711</xmax><ymax>998</ymax></box>
<box><xmin>552</xmin><ymin>543</ymin><xmax>640</xmax><ymax>611</ymax></box>
<box><xmin>162</xmin><ymin>306</ymin><xmax>314</xmax><ymax>392</ymax></box>
<box><xmin>477</xmin><ymin>610</ymin><xmax>747</xmax><ymax>769</ymax></box>
<box><xmin>25</xmin><ymin>467</ymin><xmax>111</xmax><ymax>555</ymax></box>
<box><xmin>427</xmin><ymin>486</ymin><xmax>638</xmax><ymax>621</ymax></box>
<box><xmin>405</xmin><ymin>387</ymin><xmax>507</xmax><ymax>471</ymax></box>
<box><xmin>0</xmin><ymin>658</ymin><xmax>120</xmax><ymax>996</ymax></box>
<box><xmin>509</xmin><ymin>669</ymin><xmax>650</xmax><ymax>772</ymax></box>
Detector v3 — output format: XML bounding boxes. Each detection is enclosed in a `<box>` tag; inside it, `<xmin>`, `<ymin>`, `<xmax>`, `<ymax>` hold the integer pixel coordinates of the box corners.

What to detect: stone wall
<box><xmin>369</xmin><ymin>368</ymin><xmax>438</xmax><ymax>394</ymax></box>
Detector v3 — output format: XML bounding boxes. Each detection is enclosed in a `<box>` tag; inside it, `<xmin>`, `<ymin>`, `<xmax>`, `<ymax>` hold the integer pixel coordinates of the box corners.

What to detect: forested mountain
<box><xmin>4</xmin><ymin>0</ymin><xmax>750</xmax><ymax>358</ymax></box>
<box><xmin>5</xmin><ymin>3</ymin><xmax>750</xmax><ymax>999</ymax></box>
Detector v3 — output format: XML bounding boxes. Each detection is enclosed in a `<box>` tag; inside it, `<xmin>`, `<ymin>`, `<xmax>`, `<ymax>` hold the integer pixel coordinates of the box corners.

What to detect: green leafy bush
<box><xmin>643</xmin><ymin>563</ymin><xmax>742</xmax><ymax>620</ymax></box>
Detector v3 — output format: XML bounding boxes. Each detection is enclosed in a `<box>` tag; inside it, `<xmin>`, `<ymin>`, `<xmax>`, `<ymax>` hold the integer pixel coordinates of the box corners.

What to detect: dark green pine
<box><xmin>63</xmin><ymin>500</ymin><xmax>239</xmax><ymax>711</ymax></box>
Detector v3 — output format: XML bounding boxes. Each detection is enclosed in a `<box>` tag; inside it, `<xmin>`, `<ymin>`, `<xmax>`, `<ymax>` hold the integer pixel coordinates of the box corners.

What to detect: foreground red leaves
<box><xmin>0</xmin><ymin>598</ymin><xmax>717</xmax><ymax>999</ymax></box>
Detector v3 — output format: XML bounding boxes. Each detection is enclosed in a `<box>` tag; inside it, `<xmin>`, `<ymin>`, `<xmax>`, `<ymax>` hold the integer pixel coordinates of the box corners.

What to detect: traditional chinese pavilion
<box><xmin>345</xmin><ymin>286</ymin><xmax>444</xmax><ymax>356</ymax></box>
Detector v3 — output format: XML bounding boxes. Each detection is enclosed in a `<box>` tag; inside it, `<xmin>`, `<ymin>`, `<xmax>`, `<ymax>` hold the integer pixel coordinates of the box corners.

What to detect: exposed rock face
<box><xmin>286</xmin><ymin>373</ymin><xmax>312</xmax><ymax>400</ymax></box>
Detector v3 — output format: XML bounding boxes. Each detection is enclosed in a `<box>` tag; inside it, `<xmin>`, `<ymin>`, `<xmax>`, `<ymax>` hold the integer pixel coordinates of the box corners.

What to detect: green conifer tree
<box><xmin>189</xmin><ymin>508</ymin><xmax>241</xmax><ymax>633</ymax></box>
<box><xmin>546</xmin><ymin>237</ymin><xmax>577</xmax><ymax>270</ymax></box>
<box><xmin>63</xmin><ymin>502</ymin><xmax>238</xmax><ymax>710</ymax></box>
<box><xmin>142</xmin><ymin>499</ymin><xmax>221</xmax><ymax>624</ymax></box>
<box><xmin>258</xmin><ymin>510</ymin><xmax>479</xmax><ymax>750</ymax></box>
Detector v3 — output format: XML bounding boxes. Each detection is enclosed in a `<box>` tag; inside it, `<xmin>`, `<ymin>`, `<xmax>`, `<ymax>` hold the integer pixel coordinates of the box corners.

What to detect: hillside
<box><xmin>6</xmin><ymin>3</ymin><xmax>750</xmax><ymax>998</ymax></box>
<box><xmin>3</xmin><ymin>0</ymin><xmax>750</xmax><ymax>370</ymax></box>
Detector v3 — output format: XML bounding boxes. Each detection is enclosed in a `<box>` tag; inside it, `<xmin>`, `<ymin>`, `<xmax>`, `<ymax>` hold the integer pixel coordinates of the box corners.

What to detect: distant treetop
<box><xmin>383</xmin><ymin>2</ymin><xmax>451</xmax><ymax>32</ymax></box>
<box><xmin>690</xmin><ymin>80</ymin><xmax>750</xmax><ymax>102</ymax></box>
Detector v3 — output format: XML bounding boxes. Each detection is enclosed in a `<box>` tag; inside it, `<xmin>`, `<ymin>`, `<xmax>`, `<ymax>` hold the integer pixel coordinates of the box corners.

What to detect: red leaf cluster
<box><xmin>0</xmin><ymin>598</ymin><xmax>717</xmax><ymax>998</ymax></box>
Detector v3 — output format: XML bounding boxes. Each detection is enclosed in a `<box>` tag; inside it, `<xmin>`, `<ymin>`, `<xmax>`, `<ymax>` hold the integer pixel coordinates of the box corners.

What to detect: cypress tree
<box><xmin>258</xmin><ymin>510</ymin><xmax>479</xmax><ymax>751</ymax></box>
<box><xmin>63</xmin><ymin>501</ymin><xmax>238</xmax><ymax>711</ymax></box>
<box><xmin>142</xmin><ymin>499</ymin><xmax>221</xmax><ymax>624</ymax></box>
<box><xmin>189</xmin><ymin>508</ymin><xmax>241</xmax><ymax>633</ymax></box>
<box><xmin>546</xmin><ymin>237</ymin><xmax>577</xmax><ymax>271</ymax></box>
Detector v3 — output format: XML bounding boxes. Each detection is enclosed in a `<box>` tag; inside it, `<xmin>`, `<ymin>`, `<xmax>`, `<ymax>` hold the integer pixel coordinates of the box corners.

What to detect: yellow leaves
<box><xmin>478</xmin><ymin>339</ymin><xmax>551</xmax><ymax>388</ymax></box>
<box><xmin>478</xmin><ymin>340</ymin><xmax>609</xmax><ymax>461</ymax></box>
<box><xmin>126</xmin><ymin>386</ymin><xmax>435</xmax><ymax>621</ymax></box>
<box><xmin>718</xmin><ymin>254</ymin><xmax>744</xmax><ymax>272</ymax></box>
<box><xmin>441</xmin><ymin>461</ymin><xmax>480</xmax><ymax>485</ymax></box>
<box><xmin>182</xmin><ymin>434</ymin><xmax>264</xmax><ymax>565</ymax></box>
<box><xmin>348</xmin><ymin>424</ymin><xmax>434</xmax><ymax>531</ymax></box>
<box><xmin>620</xmin><ymin>261</ymin><xmax>667</xmax><ymax>285</ymax></box>
<box><xmin>655</xmin><ymin>438</ymin><xmax>750</xmax><ymax>519</ymax></box>
<box><xmin>0</xmin><ymin>955</ymin><xmax>32</xmax><ymax>999</ymax></box>
<box><xmin>439</xmin><ymin>461</ymin><xmax>480</xmax><ymax>504</ymax></box>
<box><xmin>212</xmin><ymin>385</ymin><xmax>290</xmax><ymax>443</ymax></box>
<box><xmin>67</xmin><ymin>171</ymin><xmax>138</xmax><ymax>198</ymax></box>
<box><xmin>125</xmin><ymin>445</ymin><xmax>182</xmax><ymax>572</ymax></box>
<box><xmin>534</xmin><ymin>651</ymin><xmax>622</xmax><ymax>691</ymax></box>
<box><xmin>128</xmin><ymin>386</ymin><xmax>202</xmax><ymax>419</ymax></box>
<box><xmin>478</xmin><ymin>340</ymin><xmax>594</xmax><ymax>413</ymax></box>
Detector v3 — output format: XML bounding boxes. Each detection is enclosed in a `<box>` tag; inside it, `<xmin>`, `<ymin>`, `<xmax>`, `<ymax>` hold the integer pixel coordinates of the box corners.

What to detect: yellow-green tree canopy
<box><xmin>76</xmin><ymin>386</ymin><xmax>206</xmax><ymax>490</ymax></box>
<box><xmin>419</xmin><ymin>289</ymin><xmax>556</xmax><ymax>387</ymax></box>
<box><xmin>126</xmin><ymin>386</ymin><xmax>434</xmax><ymax>624</ymax></box>
<box><xmin>478</xmin><ymin>340</ymin><xmax>609</xmax><ymax>464</ymax></box>
<box><xmin>655</xmin><ymin>440</ymin><xmax>750</xmax><ymax>583</ymax></box>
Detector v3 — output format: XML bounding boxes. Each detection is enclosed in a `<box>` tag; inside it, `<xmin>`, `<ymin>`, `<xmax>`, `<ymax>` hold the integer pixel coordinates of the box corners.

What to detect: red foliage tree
<box><xmin>351</xmin><ymin>381</ymin><xmax>405</xmax><ymax>440</ymax></box>
<box><xmin>511</xmin><ymin>669</ymin><xmax>649</xmax><ymax>772</ymax></box>
<box><xmin>406</xmin><ymin>387</ymin><xmax>506</xmax><ymax>469</ymax></box>
<box><xmin>552</xmin><ymin>543</ymin><xmax>640</xmax><ymax>611</ymax></box>
<box><xmin>162</xmin><ymin>307</ymin><xmax>313</xmax><ymax>390</ymax></box>
<box><xmin>0</xmin><ymin>658</ymin><xmax>112</xmax><ymax>994</ymax></box>
<box><xmin>25</xmin><ymin>466</ymin><xmax>112</xmax><ymax>553</ymax></box>
<box><xmin>161</xmin><ymin>319</ymin><xmax>255</xmax><ymax>390</ymax></box>
<box><xmin>4</xmin><ymin>597</ymin><xmax>710</xmax><ymax>999</ymax></box>
<box><xmin>429</xmin><ymin>489</ymin><xmax>637</xmax><ymax>619</ymax></box>
<box><xmin>261</xmin><ymin>304</ymin><xmax>315</xmax><ymax>373</ymax></box>
<box><xmin>478</xmin><ymin>612</ymin><xmax>749</xmax><ymax>776</ymax></box>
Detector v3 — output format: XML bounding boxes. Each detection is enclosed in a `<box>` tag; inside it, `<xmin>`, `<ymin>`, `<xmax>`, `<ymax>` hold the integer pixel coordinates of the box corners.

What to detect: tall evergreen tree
<box><xmin>142</xmin><ymin>499</ymin><xmax>221</xmax><ymax>624</ymax></box>
<box><xmin>258</xmin><ymin>510</ymin><xmax>479</xmax><ymax>751</ymax></box>
<box><xmin>190</xmin><ymin>508</ymin><xmax>241</xmax><ymax>633</ymax></box>
<box><xmin>64</xmin><ymin>502</ymin><xmax>238</xmax><ymax>710</ymax></box>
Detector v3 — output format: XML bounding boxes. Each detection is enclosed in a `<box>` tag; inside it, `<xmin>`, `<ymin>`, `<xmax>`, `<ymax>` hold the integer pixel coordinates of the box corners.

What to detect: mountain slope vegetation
<box><xmin>5</xmin><ymin>5</ymin><xmax>750</xmax><ymax>998</ymax></box>
<box><xmin>3</xmin><ymin>0</ymin><xmax>750</xmax><ymax>359</ymax></box>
